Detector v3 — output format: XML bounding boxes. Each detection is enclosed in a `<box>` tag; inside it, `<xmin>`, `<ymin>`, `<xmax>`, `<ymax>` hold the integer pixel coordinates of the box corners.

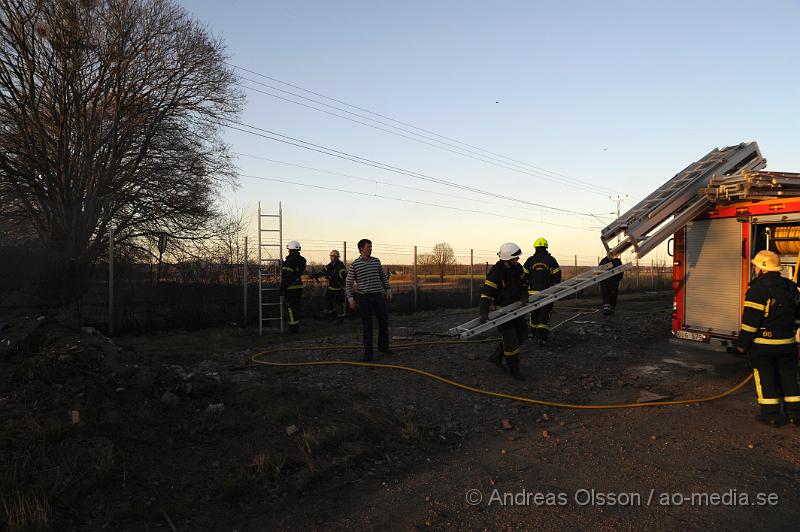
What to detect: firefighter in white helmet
<box><xmin>312</xmin><ymin>249</ymin><xmax>348</xmax><ymax>323</ymax></box>
<box><xmin>479</xmin><ymin>242</ymin><xmax>530</xmax><ymax>380</ymax></box>
<box><xmin>735</xmin><ymin>250</ymin><xmax>800</xmax><ymax>427</ymax></box>
<box><xmin>280</xmin><ymin>240</ymin><xmax>307</xmax><ymax>333</ymax></box>
<box><xmin>522</xmin><ymin>237</ymin><xmax>561</xmax><ymax>345</ymax></box>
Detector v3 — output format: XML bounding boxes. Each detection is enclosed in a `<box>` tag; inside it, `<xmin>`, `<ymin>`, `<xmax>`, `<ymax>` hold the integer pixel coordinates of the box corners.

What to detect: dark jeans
<box><xmin>356</xmin><ymin>292</ymin><xmax>389</xmax><ymax>355</ymax></box>
<box><xmin>601</xmin><ymin>281</ymin><xmax>620</xmax><ymax>308</ymax></box>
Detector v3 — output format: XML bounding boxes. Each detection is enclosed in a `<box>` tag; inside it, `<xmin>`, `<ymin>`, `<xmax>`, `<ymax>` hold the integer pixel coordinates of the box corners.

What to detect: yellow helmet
<box><xmin>751</xmin><ymin>250</ymin><xmax>781</xmax><ymax>272</ymax></box>
<box><xmin>533</xmin><ymin>237</ymin><xmax>548</xmax><ymax>248</ymax></box>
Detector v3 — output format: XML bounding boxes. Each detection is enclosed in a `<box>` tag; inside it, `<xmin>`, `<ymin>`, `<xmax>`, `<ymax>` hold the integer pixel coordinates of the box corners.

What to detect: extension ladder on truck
<box><xmin>449</xmin><ymin>141</ymin><xmax>765</xmax><ymax>340</ymax></box>
<box><xmin>448</xmin><ymin>262</ymin><xmax>625</xmax><ymax>339</ymax></box>
<box><xmin>600</xmin><ymin>142</ymin><xmax>765</xmax><ymax>259</ymax></box>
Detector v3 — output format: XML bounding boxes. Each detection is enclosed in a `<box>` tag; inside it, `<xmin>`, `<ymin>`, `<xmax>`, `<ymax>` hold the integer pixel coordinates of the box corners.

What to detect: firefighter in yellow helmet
<box><xmin>735</xmin><ymin>250</ymin><xmax>800</xmax><ymax>427</ymax></box>
<box><xmin>280</xmin><ymin>240</ymin><xmax>307</xmax><ymax>333</ymax></box>
<box><xmin>523</xmin><ymin>237</ymin><xmax>561</xmax><ymax>345</ymax></box>
<box><xmin>479</xmin><ymin>242</ymin><xmax>530</xmax><ymax>380</ymax></box>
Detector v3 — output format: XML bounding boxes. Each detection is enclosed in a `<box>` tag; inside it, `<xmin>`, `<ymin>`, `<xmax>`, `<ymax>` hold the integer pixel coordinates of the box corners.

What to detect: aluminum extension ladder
<box><xmin>258</xmin><ymin>201</ymin><xmax>284</xmax><ymax>335</ymax></box>
<box><xmin>600</xmin><ymin>142</ymin><xmax>766</xmax><ymax>259</ymax></box>
<box><xmin>448</xmin><ymin>262</ymin><xmax>625</xmax><ymax>339</ymax></box>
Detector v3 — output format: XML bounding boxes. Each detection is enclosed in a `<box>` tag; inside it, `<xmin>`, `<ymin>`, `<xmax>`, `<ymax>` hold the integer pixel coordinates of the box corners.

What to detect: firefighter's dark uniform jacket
<box><xmin>315</xmin><ymin>259</ymin><xmax>347</xmax><ymax>290</ymax></box>
<box><xmin>523</xmin><ymin>249</ymin><xmax>561</xmax><ymax>294</ymax></box>
<box><xmin>735</xmin><ymin>270</ymin><xmax>800</xmax><ymax>416</ymax></box>
<box><xmin>280</xmin><ymin>251</ymin><xmax>306</xmax><ymax>292</ymax></box>
<box><xmin>480</xmin><ymin>260</ymin><xmax>528</xmax><ymax>314</ymax></box>
<box><xmin>480</xmin><ymin>260</ymin><xmax>529</xmax><ymax>362</ymax></box>
<box><xmin>735</xmin><ymin>271</ymin><xmax>799</xmax><ymax>355</ymax></box>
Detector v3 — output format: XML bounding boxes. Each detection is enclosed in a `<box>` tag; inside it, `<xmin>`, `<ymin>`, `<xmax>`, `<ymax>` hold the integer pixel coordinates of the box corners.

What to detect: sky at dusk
<box><xmin>179</xmin><ymin>0</ymin><xmax>800</xmax><ymax>266</ymax></box>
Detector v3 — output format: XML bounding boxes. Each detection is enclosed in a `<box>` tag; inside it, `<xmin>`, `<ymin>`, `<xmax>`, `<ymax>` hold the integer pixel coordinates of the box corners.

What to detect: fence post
<box><xmin>636</xmin><ymin>256</ymin><xmax>640</xmax><ymax>289</ymax></box>
<box><xmin>470</xmin><ymin>249</ymin><xmax>474</xmax><ymax>307</ymax></box>
<box><xmin>243</xmin><ymin>236</ymin><xmax>248</xmax><ymax>325</ymax></box>
<box><xmin>343</xmin><ymin>241</ymin><xmax>347</xmax><ymax>266</ymax></box>
<box><xmin>413</xmin><ymin>245</ymin><xmax>418</xmax><ymax>311</ymax></box>
<box><xmin>574</xmin><ymin>254</ymin><xmax>578</xmax><ymax>298</ymax></box>
<box><xmin>108</xmin><ymin>227</ymin><xmax>114</xmax><ymax>336</ymax></box>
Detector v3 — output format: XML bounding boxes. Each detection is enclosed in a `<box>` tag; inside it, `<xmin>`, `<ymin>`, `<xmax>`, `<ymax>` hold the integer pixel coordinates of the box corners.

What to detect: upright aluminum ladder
<box><xmin>448</xmin><ymin>262</ymin><xmax>625</xmax><ymax>339</ymax></box>
<box><xmin>600</xmin><ymin>142</ymin><xmax>765</xmax><ymax>259</ymax></box>
<box><xmin>258</xmin><ymin>202</ymin><xmax>284</xmax><ymax>335</ymax></box>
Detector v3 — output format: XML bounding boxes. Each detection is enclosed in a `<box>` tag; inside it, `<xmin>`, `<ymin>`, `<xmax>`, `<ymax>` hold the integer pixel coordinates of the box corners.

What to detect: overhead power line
<box><xmin>238</xmin><ymin>76</ymin><xmax>609</xmax><ymax>196</ymax></box>
<box><xmin>239</xmin><ymin>172</ymin><xmax>596</xmax><ymax>232</ymax></box>
<box><xmin>230</xmin><ymin>62</ymin><xmax>620</xmax><ymax>196</ymax></box>
<box><xmin>235</xmin><ymin>152</ymin><xmax>583</xmax><ymax>216</ymax></box>
<box><xmin>226</xmin><ymin>119</ymin><xmax>599</xmax><ymax>218</ymax></box>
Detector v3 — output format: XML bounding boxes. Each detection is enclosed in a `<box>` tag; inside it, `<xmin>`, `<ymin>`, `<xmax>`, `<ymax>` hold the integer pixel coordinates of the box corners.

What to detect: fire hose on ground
<box><xmin>250</xmin><ymin>310</ymin><xmax>753</xmax><ymax>410</ymax></box>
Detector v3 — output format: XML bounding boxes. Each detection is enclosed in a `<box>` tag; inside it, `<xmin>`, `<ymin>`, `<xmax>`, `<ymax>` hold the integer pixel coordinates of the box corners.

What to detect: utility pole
<box><xmin>610</xmin><ymin>195</ymin><xmax>628</xmax><ymax>245</ymax></box>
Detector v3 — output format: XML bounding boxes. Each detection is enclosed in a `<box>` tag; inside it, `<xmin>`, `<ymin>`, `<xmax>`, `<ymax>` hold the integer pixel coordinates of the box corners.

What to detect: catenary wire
<box><xmin>239</xmin><ymin>78</ymin><xmax>608</xmax><ymax>196</ymax></box>
<box><xmin>240</xmin><ymin>173</ymin><xmax>596</xmax><ymax>232</ymax></box>
<box><xmin>229</xmin><ymin>62</ymin><xmax>620</xmax><ymax>195</ymax></box>
<box><xmin>226</xmin><ymin>120</ymin><xmax>600</xmax><ymax>218</ymax></box>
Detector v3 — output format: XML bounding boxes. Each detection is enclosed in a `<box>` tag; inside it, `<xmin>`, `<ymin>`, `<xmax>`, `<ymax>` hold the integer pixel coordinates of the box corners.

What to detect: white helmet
<box><xmin>286</xmin><ymin>240</ymin><xmax>301</xmax><ymax>251</ymax></box>
<box><xmin>498</xmin><ymin>242</ymin><xmax>522</xmax><ymax>261</ymax></box>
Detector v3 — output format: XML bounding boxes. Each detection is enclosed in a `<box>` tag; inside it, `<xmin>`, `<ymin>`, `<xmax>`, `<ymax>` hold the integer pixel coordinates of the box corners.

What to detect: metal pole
<box><xmin>108</xmin><ymin>228</ymin><xmax>114</xmax><ymax>335</ymax></box>
<box><xmin>413</xmin><ymin>245</ymin><xmax>418</xmax><ymax>311</ymax></box>
<box><xmin>279</xmin><ymin>202</ymin><xmax>284</xmax><ymax>334</ymax></box>
<box><xmin>243</xmin><ymin>236</ymin><xmax>248</xmax><ymax>326</ymax></box>
<box><xmin>470</xmin><ymin>249</ymin><xmax>474</xmax><ymax>307</ymax></box>
<box><xmin>343</xmin><ymin>241</ymin><xmax>347</xmax><ymax>266</ymax></box>
<box><xmin>574</xmin><ymin>255</ymin><xmax>578</xmax><ymax>298</ymax></box>
<box><xmin>258</xmin><ymin>202</ymin><xmax>262</xmax><ymax>336</ymax></box>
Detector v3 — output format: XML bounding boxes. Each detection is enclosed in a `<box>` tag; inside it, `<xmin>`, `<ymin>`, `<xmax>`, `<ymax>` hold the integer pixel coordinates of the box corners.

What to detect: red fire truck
<box><xmin>671</xmin><ymin>196</ymin><xmax>800</xmax><ymax>349</ymax></box>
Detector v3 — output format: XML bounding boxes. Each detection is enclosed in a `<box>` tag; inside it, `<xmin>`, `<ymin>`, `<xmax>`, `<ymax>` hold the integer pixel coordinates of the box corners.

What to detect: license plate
<box><xmin>676</xmin><ymin>330</ymin><xmax>707</xmax><ymax>342</ymax></box>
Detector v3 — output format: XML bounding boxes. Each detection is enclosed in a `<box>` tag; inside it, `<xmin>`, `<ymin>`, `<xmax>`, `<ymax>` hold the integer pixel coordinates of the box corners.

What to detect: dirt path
<box><xmin>4</xmin><ymin>291</ymin><xmax>799</xmax><ymax>530</ymax></box>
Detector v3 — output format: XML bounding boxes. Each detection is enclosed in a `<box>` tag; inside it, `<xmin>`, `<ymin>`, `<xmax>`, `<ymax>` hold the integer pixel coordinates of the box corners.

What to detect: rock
<box><xmin>542</xmin><ymin>430</ymin><xmax>550</xmax><ymax>439</ymax></box>
<box><xmin>160</xmin><ymin>391</ymin><xmax>180</xmax><ymax>405</ymax></box>
<box><xmin>637</xmin><ymin>390</ymin><xmax>674</xmax><ymax>403</ymax></box>
<box><xmin>80</xmin><ymin>326</ymin><xmax>98</xmax><ymax>335</ymax></box>
<box><xmin>58</xmin><ymin>354</ymin><xmax>75</xmax><ymax>363</ymax></box>
<box><xmin>501</xmin><ymin>419</ymin><xmax>512</xmax><ymax>430</ymax></box>
<box><xmin>473</xmin><ymin>404</ymin><xmax>483</xmax><ymax>414</ymax></box>
<box><xmin>285</xmin><ymin>424</ymin><xmax>299</xmax><ymax>436</ymax></box>
<box><xmin>466</xmin><ymin>351</ymin><xmax>479</xmax><ymax>361</ymax></box>
<box><xmin>190</xmin><ymin>373</ymin><xmax>220</xmax><ymax>398</ymax></box>
<box><xmin>205</xmin><ymin>403</ymin><xmax>225</xmax><ymax>414</ymax></box>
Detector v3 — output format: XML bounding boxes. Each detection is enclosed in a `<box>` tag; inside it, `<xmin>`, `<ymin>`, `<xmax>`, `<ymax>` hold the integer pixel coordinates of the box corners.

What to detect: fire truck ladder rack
<box><xmin>447</xmin><ymin>263</ymin><xmax>625</xmax><ymax>340</ymax></box>
<box><xmin>258</xmin><ymin>201</ymin><xmax>284</xmax><ymax>336</ymax></box>
<box><xmin>600</xmin><ymin>142</ymin><xmax>766</xmax><ymax>259</ymax></box>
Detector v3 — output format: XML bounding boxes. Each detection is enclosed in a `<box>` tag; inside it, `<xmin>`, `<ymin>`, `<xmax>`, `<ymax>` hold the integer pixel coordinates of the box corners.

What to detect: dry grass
<box><xmin>3</xmin><ymin>491</ymin><xmax>51</xmax><ymax>531</ymax></box>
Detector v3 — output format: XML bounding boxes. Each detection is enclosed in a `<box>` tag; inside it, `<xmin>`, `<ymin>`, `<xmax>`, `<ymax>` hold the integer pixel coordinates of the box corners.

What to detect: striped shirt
<box><xmin>346</xmin><ymin>256</ymin><xmax>390</xmax><ymax>299</ymax></box>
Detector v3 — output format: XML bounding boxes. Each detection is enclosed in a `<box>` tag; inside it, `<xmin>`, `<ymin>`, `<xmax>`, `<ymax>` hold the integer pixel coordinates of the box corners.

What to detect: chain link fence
<box><xmin>0</xmin><ymin>238</ymin><xmax>672</xmax><ymax>333</ymax></box>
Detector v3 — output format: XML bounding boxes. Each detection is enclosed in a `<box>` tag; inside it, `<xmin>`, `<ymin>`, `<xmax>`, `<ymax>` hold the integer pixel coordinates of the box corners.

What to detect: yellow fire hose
<box><xmin>251</xmin><ymin>338</ymin><xmax>753</xmax><ymax>410</ymax></box>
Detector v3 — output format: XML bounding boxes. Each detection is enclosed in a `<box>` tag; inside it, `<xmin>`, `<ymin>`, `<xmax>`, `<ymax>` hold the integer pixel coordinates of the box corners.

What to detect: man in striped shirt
<box><xmin>346</xmin><ymin>238</ymin><xmax>393</xmax><ymax>361</ymax></box>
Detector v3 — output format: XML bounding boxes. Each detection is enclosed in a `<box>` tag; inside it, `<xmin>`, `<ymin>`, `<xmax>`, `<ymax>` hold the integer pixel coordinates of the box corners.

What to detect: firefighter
<box><xmin>599</xmin><ymin>255</ymin><xmax>624</xmax><ymax>315</ymax></box>
<box><xmin>735</xmin><ymin>250</ymin><xmax>800</xmax><ymax>427</ymax></box>
<box><xmin>280</xmin><ymin>240</ymin><xmax>307</xmax><ymax>334</ymax></box>
<box><xmin>523</xmin><ymin>237</ymin><xmax>561</xmax><ymax>345</ymax></box>
<box><xmin>480</xmin><ymin>242</ymin><xmax>529</xmax><ymax>381</ymax></box>
<box><xmin>312</xmin><ymin>249</ymin><xmax>347</xmax><ymax>322</ymax></box>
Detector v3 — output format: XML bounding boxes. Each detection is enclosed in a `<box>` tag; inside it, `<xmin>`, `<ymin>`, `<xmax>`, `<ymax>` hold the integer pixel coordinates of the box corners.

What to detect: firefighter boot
<box><xmin>506</xmin><ymin>354</ymin><xmax>526</xmax><ymax>381</ymax></box>
<box><xmin>288</xmin><ymin>323</ymin><xmax>300</xmax><ymax>334</ymax></box>
<box><xmin>602</xmin><ymin>304</ymin><xmax>612</xmax><ymax>316</ymax></box>
<box><xmin>488</xmin><ymin>343</ymin><xmax>506</xmax><ymax>372</ymax></box>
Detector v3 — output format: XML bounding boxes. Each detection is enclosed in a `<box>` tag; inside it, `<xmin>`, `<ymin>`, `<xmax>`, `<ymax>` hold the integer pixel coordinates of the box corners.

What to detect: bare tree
<box><xmin>0</xmin><ymin>0</ymin><xmax>243</xmax><ymax>304</ymax></box>
<box><xmin>429</xmin><ymin>242</ymin><xmax>457</xmax><ymax>281</ymax></box>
